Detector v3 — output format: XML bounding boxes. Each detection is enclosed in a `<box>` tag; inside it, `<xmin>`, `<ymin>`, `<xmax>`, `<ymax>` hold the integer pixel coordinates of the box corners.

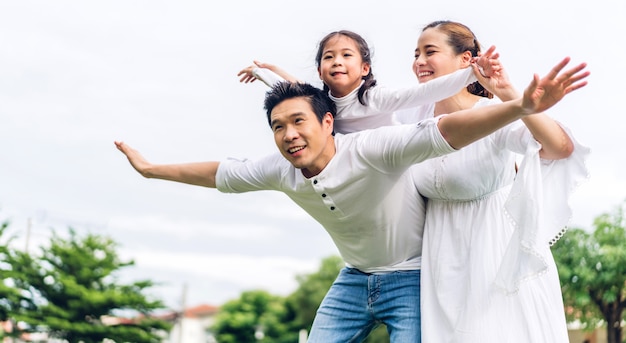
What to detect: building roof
<box><xmin>184</xmin><ymin>304</ymin><xmax>219</xmax><ymax>318</ymax></box>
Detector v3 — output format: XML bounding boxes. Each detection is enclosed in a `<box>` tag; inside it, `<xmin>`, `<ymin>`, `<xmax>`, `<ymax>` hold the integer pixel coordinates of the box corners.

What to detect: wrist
<box><xmin>495</xmin><ymin>88</ymin><xmax>520</xmax><ymax>102</ymax></box>
<box><xmin>505</xmin><ymin>98</ymin><xmax>529</xmax><ymax>118</ymax></box>
<box><xmin>516</xmin><ymin>97</ymin><xmax>537</xmax><ymax>116</ymax></box>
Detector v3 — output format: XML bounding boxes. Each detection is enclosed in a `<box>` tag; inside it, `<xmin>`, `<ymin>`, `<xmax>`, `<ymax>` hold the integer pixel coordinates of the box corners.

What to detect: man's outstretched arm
<box><xmin>114</xmin><ymin>141</ymin><xmax>219</xmax><ymax>188</ymax></box>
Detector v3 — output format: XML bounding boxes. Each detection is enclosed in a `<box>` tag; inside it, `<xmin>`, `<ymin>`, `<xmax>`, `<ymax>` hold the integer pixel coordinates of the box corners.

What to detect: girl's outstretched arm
<box><xmin>238</xmin><ymin>60</ymin><xmax>299</xmax><ymax>86</ymax></box>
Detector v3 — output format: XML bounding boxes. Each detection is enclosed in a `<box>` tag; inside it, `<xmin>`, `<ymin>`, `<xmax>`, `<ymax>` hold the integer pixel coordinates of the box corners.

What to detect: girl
<box><xmin>238</xmin><ymin>30</ymin><xmax>496</xmax><ymax>134</ymax></box>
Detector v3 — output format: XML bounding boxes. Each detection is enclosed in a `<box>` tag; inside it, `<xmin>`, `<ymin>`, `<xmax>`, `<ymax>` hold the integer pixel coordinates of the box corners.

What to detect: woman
<box><xmin>396</xmin><ymin>20</ymin><xmax>589</xmax><ymax>342</ymax></box>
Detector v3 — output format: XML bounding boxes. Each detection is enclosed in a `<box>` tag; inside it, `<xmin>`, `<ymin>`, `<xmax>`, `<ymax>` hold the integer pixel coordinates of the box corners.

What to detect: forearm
<box><xmin>457</xmin><ymin>56</ymin><xmax>590</xmax><ymax>151</ymax></box>
<box><xmin>413</xmin><ymin>67</ymin><xmax>476</xmax><ymax>105</ymax></box>
<box><xmin>265</xmin><ymin>65</ymin><xmax>299</xmax><ymax>83</ymax></box>
<box><xmin>252</xmin><ymin>68</ymin><xmax>287</xmax><ymax>87</ymax></box>
<box><xmin>142</xmin><ymin>161</ymin><xmax>220</xmax><ymax>188</ymax></box>
<box><xmin>438</xmin><ymin>98</ymin><xmax>524</xmax><ymax>149</ymax></box>
<box><xmin>521</xmin><ymin>114</ymin><xmax>574</xmax><ymax>159</ymax></box>
<box><xmin>115</xmin><ymin>141</ymin><xmax>220</xmax><ymax>188</ymax></box>
<box><xmin>493</xmin><ymin>86</ymin><xmax>520</xmax><ymax>102</ymax></box>
<box><xmin>252</xmin><ymin>63</ymin><xmax>300</xmax><ymax>87</ymax></box>
<box><xmin>486</xmin><ymin>78</ymin><xmax>573</xmax><ymax>159</ymax></box>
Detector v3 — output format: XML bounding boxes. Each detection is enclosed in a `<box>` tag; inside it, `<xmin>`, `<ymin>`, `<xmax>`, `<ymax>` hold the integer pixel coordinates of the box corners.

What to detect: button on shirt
<box><xmin>216</xmin><ymin>116</ymin><xmax>455</xmax><ymax>273</ymax></box>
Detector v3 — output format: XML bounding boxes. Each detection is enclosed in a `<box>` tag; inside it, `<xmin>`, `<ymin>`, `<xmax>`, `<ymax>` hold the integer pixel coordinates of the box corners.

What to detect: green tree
<box><xmin>10</xmin><ymin>227</ymin><xmax>171</xmax><ymax>343</ymax></box>
<box><xmin>553</xmin><ymin>199</ymin><xmax>626</xmax><ymax>343</ymax></box>
<box><xmin>286</xmin><ymin>255</ymin><xmax>389</xmax><ymax>343</ymax></box>
<box><xmin>0</xmin><ymin>220</ymin><xmax>30</xmax><ymax>340</ymax></box>
<box><xmin>212</xmin><ymin>289</ymin><xmax>296</xmax><ymax>343</ymax></box>
<box><xmin>0</xmin><ymin>220</ymin><xmax>18</xmax><ymax>321</ymax></box>
<box><xmin>287</xmin><ymin>255</ymin><xmax>344</xmax><ymax>330</ymax></box>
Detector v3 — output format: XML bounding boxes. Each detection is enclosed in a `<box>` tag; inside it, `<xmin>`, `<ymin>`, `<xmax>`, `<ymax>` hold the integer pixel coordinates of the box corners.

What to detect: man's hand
<box><xmin>114</xmin><ymin>141</ymin><xmax>153</xmax><ymax>178</ymax></box>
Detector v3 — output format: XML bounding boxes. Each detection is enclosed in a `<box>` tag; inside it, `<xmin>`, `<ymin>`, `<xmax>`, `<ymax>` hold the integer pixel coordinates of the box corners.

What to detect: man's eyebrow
<box><xmin>270</xmin><ymin>112</ymin><xmax>305</xmax><ymax>127</ymax></box>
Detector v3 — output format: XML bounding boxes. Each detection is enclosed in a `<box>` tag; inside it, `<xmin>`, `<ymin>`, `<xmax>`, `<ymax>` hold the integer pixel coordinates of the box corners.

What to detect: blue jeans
<box><xmin>308</xmin><ymin>267</ymin><xmax>421</xmax><ymax>343</ymax></box>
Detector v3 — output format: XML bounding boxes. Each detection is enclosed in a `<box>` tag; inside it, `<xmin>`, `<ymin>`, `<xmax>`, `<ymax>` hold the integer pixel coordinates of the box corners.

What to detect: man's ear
<box><xmin>323</xmin><ymin>112</ymin><xmax>334</xmax><ymax>130</ymax></box>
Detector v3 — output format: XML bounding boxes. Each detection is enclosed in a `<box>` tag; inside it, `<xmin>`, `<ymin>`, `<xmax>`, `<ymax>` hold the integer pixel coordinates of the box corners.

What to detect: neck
<box><xmin>302</xmin><ymin>136</ymin><xmax>336</xmax><ymax>178</ymax></box>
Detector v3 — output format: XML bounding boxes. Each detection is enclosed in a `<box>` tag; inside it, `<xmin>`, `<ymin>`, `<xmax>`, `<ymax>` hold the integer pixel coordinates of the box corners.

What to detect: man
<box><xmin>115</xmin><ymin>58</ymin><xmax>588</xmax><ymax>342</ymax></box>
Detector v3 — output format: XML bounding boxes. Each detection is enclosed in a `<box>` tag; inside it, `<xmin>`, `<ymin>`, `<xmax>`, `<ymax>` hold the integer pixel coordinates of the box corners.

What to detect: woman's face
<box><xmin>412</xmin><ymin>28</ymin><xmax>471</xmax><ymax>83</ymax></box>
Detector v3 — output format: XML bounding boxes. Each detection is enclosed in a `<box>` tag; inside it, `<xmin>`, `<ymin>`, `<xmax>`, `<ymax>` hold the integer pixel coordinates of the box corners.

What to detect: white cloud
<box><xmin>118</xmin><ymin>249</ymin><xmax>321</xmax><ymax>307</ymax></box>
<box><xmin>128</xmin><ymin>250</ymin><xmax>319</xmax><ymax>289</ymax></box>
<box><xmin>110</xmin><ymin>213</ymin><xmax>285</xmax><ymax>241</ymax></box>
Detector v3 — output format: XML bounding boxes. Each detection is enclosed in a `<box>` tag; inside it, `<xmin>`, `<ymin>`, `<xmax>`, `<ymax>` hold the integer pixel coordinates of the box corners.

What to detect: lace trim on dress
<box><xmin>494</xmin><ymin>123</ymin><xmax>591</xmax><ymax>295</ymax></box>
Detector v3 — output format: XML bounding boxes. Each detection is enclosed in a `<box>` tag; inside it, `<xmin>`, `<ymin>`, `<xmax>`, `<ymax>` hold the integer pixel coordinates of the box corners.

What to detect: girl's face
<box><xmin>317</xmin><ymin>35</ymin><xmax>370</xmax><ymax>98</ymax></box>
<box><xmin>413</xmin><ymin>28</ymin><xmax>471</xmax><ymax>83</ymax></box>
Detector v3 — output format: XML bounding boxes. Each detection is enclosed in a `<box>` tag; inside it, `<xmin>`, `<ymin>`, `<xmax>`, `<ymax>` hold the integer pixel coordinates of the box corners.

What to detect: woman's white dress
<box><xmin>398</xmin><ymin>98</ymin><xmax>590</xmax><ymax>342</ymax></box>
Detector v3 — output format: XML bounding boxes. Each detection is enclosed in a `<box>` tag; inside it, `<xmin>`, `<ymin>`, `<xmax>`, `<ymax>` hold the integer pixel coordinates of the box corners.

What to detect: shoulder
<box><xmin>394</xmin><ymin>104</ymin><xmax>434</xmax><ymax>124</ymax></box>
<box><xmin>219</xmin><ymin>153</ymin><xmax>292</xmax><ymax>176</ymax></box>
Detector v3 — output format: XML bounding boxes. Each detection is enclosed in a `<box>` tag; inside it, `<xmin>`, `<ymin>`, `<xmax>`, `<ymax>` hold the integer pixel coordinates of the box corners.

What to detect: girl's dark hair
<box><xmin>314</xmin><ymin>30</ymin><xmax>377</xmax><ymax>105</ymax></box>
<box><xmin>422</xmin><ymin>21</ymin><xmax>493</xmax><ymax>98</ymax></box>
<box><xmin>264</xmin><ymin>81</ymin><xmax>336</xmax><ymax>132</ymax></box>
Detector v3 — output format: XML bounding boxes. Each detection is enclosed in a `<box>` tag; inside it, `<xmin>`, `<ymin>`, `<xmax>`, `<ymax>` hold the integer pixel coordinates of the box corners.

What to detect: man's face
<box><xmin>270</xmin><ymin>97</ymin><xmax>335</xmax><ymax>178</ymax></box>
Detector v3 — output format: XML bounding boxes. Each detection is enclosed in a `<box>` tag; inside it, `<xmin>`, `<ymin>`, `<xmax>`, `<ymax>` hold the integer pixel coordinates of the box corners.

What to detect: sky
<box><xmin>1</xmin><ymin>1</ymin><xmax>625</xmax><ymax>311</ymax></box>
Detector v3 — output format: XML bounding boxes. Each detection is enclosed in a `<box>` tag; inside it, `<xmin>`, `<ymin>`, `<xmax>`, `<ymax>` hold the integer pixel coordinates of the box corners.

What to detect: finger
<box><xmin>471</xmin><ymin>63</ymin><xmax>488</xmax><ymax>79</ymax></box>
<box><xmin>555</xmin><ymin>63</ymin><xmax>588</xmax><ymax>83</ymax></box>
<box><xmin>545</xmin><ymin>57</ymin><xmax>571</xmax><ymax>80</ymax></box>
<box><xmin>115</xmin><ymin>141</ymin><xmax>129</xmax><ymax>153</ymax></box>
<box><xmin>564</xmin><ymin>81</ymin><xmax>588</xmax><ymax>95</ymax></box>
<box><xmin>483</xmin><ymin>45</ymin><xmax>496</xmax><ymax>57</ymax></box>
<box><xmin>489</xmin><ymin>61</ymin><xmax>502</xmax><ymax>70</ymax></box>
<box><xmin>524</xmin><ymin>73</ymin><xmax>540</xmax><ymax>99</ymax></box>
<box><xmin>530</xmin><ymin>73</ymin><xmax>540</xmax><ymax>90</ymax></box>
<box><xmin>564</xmin><ymin>70</ymin><xmax>591</xmax><ymax>85</ymax></box>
